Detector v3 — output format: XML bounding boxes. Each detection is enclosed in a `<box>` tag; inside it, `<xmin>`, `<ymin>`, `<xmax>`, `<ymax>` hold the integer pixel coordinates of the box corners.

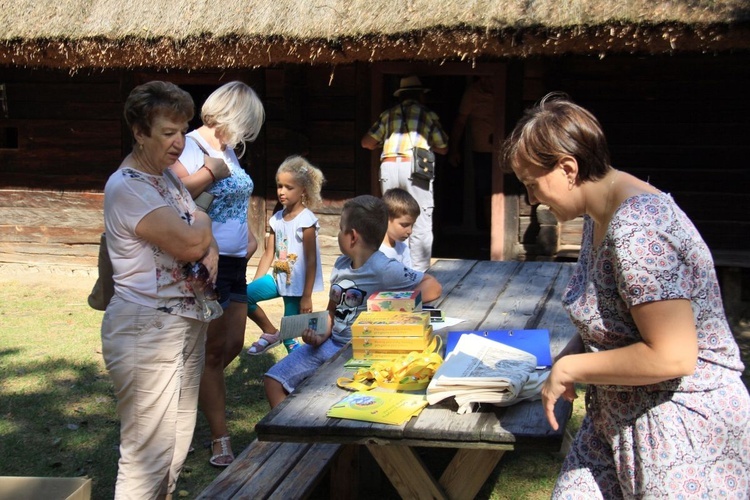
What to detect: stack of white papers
<box><xmin>426</xmin><ymin>333</ymin><xmax>548</xmax><ymax>414</ymax></box>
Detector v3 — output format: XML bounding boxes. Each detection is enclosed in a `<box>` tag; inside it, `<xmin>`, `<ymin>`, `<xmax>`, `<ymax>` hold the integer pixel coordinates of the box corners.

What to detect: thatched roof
<box><xmin>2</xmin><ymin>0</ymin><xmax>749</xmax><ymax>70</ymax></box>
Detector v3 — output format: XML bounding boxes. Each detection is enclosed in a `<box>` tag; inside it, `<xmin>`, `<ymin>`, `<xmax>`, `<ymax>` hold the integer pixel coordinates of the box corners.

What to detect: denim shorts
<box><xmin>215</xmin><ymin>256</ymin><xmax>248</xmax><ymax>309</ymax></box>
<box><xmin>265</xmin><ymin>338</ymin><xmax>345</xmax><ymax>393</ymax></box>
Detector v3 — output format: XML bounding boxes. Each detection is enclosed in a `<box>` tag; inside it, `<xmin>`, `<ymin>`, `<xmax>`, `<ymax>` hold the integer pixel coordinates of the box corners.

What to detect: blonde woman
<box><xmin>172</xmin><ymin>81</ymin><xmax>265</xmax><ymax>467</ymax></box>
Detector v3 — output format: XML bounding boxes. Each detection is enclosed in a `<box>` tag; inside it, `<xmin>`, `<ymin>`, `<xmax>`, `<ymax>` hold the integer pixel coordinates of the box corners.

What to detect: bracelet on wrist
<box><xmin>201</xmin><ymin>164</ymin><xmax>216</xmax><ymax>183</ymax></box>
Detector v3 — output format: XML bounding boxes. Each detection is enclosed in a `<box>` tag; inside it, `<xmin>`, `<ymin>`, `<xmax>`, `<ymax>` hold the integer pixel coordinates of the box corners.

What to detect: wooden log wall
<box><xmin>510</xmin><ymin>53</ymin><xmax>750</xmax><ymax>260</ymax></box>
<box><xmin>0</xmin><ymin>189</ymin><xmax>103</xmax><ymax>266</ymax></box>
<box><xmin>0</xmin><ymin>68</ymin><xmax>122</xmax><ymax>267</ymax></box>
<box><xmin>0</xmin><ymin>68</ymin><xmax>125</xmax><ymax>191</ymax></box>
<box><xmin>0</xmin><ymin>66</ymin><xmax>367</xmax><ymax>269</ymax></box>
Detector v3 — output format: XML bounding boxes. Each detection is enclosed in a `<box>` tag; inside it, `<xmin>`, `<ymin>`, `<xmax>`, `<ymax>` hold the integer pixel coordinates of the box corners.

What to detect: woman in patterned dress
<box><xmin>502</xmin><ymin>93</ymin><xmax>749</xmax><ymax>499</ymax></box>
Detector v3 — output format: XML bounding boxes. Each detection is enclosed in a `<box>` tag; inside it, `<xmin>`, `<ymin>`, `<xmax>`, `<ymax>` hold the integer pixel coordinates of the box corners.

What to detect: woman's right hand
<box><xmin>541</xmin><ymin>358</ymin><xmax>577</xmax><ymax>431</ymax></box>
<box><xmin>204</xmin><ymin>156</ymin><xmax>231</xmax><ymax>181</ymax></box>
<box><xmin>201</xmin><ymin>238</ymin><xmax>220</xmax><ymax>283</ymax></box>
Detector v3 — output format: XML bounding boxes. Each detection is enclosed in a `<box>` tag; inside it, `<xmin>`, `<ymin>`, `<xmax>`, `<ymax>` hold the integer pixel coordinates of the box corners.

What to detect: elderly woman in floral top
<box><xmin>101</xmin><ymin>81</ymin><xmax>218</xmax><ymax>500</ymax></box>
<box><xmin>503</xmin><ymin>93</ymin><xmax>749</xmax><ymax>499</ymax></box>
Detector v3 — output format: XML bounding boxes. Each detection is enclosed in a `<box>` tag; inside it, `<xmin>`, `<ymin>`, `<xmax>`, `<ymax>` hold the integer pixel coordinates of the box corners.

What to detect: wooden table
<box><xmin>255</xmin><ymin>259</ymin><xmax>577</xmax><ymax>500</ymax></box>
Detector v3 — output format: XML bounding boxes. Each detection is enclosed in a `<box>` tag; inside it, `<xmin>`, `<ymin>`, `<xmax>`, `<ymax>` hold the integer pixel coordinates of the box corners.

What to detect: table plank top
<box><xmin>256</xmin><ymin>259</ymin><xmax>577</xmax><ymax>452</ymax></box>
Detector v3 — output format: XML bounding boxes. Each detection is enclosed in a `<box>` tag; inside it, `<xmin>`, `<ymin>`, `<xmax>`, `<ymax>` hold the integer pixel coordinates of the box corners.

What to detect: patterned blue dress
<box><xmin>554</xmin><ymin>193</ymin><xmax>750</xmax><ymax>499</ymax></box>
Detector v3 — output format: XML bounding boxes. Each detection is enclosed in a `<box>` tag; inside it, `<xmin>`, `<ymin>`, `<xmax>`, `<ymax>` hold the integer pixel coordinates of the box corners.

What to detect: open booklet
<box><xmin>279</xmin><ymin>311</ymin><xmax>329</xmax><ymax>340</ymax></box>
<box><xmin>327</xmin><ymin>391</ymin><xmax>428</xmax><ymax>425</ymax></box>
<box><xmin>426</xmin><ymin>333</ymin><xmax>549</xmax><ymax>414</ymax></box>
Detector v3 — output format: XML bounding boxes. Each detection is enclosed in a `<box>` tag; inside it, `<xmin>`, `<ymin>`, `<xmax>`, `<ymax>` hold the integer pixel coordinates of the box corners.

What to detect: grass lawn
<box><xmin>0</xmin><ymin>269</ymin><xmax>746</xmax><ymax>499</ymax></box>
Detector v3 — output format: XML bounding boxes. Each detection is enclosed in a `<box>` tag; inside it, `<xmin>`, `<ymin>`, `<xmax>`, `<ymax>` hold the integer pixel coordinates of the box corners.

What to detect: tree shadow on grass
<box><xmin>177</xmin><ymin>349</ymin><xmax>279</xmax><ymax>496</ymax></box>
<box><xmin>0</xmin><ymin>353</ymin><xmax>119</xmax><ymax>500</ymax></box>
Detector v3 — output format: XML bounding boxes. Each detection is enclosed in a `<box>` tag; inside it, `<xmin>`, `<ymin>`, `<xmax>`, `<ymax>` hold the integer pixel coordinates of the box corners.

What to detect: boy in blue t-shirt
<box><xmin>263</xmin><ymin>195</ymin><xmax>442</xmax><ymax>408</ymax></box>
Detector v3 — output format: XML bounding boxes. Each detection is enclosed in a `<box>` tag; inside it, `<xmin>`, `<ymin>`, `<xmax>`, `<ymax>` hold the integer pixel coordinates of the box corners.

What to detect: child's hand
<box><xmin>300</xmin><ymin>296</ymin><xmax>313</xmax><ymax>314</ymax></box>
<box><xmin>301</xmin><ymin>328</ymin><xmax>326</xmax><ymax>347</ymax></box>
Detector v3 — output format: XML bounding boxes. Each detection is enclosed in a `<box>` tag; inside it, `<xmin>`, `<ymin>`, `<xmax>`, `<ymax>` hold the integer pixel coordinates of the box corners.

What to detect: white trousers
<box><xmin>101</xmin><ymin>296</ymin><xmax>207</xmax><ymax>500</ymax></box>
<box><xmin>380</xmin><ymin>160</ymin><xmax>434</xmax><ymax>271</ymax></box>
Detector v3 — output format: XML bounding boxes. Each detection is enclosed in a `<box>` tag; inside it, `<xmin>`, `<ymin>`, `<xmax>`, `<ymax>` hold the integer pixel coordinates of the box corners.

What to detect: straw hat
<box><xmin>393</xmin><ymin>76</ymin><xmax>430</xmax><ymax>97</ymax></box>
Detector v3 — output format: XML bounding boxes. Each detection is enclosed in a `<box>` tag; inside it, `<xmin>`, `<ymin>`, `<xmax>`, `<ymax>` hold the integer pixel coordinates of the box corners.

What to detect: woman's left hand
<box><xmin>541</xmin><ymin>358</ymin><xmax>577</xmax><ymax>431</ymax></box>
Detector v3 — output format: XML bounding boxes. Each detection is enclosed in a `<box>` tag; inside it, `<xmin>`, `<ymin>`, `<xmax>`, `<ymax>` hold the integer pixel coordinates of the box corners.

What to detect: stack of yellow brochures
<box><xmin>327</xmin><ymin>391</ymin><xmax>428</xmax><ymax>425</ymax></box>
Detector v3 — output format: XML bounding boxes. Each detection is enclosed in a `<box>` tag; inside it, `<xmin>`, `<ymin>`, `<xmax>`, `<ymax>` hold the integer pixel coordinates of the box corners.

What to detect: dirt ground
<box><xmin>1</xmin><ymin>261</ymin><xmax>747</xmax><ymax>372</ymax></box>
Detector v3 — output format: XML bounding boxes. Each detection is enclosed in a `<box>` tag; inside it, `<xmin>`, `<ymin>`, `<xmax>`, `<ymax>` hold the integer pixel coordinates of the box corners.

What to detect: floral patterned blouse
<box><xmin>104</xmin><ymin>167</ymin><xmax>205</xmax><ymax>320</ymax></box>
<box><xmin>563</xmin><ymin>193</ymin><xmax>744</xmax><ymax>393</ymax></box>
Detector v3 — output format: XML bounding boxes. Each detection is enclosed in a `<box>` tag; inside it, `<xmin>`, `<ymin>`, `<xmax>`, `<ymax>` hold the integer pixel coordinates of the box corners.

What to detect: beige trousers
<box><xmin>101</xmin><ymin>296</ymin><xmax>206</xmax><ymax>500</ymax></box>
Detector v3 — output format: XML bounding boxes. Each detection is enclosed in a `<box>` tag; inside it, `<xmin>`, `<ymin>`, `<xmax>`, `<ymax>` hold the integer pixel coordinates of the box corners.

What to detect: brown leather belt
<box><xmin>382</xmin><ymin>156</ymin><xmax>411</xmax><ymax>163</ymax></box>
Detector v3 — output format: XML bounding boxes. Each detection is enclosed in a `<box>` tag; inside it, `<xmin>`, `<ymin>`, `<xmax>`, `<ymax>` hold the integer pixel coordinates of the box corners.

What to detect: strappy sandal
<box><xmin>209</xmin><ymin>435</ymin><xmax>234</xmax><ymax>468</ymax></box>
<box><xmin>247</xmin><ymin>331</ymin><xmax>281</xmax><ymax>355</ymax></box>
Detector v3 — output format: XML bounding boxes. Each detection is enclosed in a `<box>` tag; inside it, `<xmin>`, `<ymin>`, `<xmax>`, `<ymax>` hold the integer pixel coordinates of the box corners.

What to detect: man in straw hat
<box><xmin>361</xmin><ymin>75</ymin><xmax>449</xmax><ymax>271</ymax></box>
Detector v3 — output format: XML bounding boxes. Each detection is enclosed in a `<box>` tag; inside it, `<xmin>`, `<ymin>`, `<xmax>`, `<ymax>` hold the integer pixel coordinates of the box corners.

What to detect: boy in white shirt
<box><xmin>379</xmin><ymin>188</ymin><xmax>420</xmax><ymax>267</ymax></box>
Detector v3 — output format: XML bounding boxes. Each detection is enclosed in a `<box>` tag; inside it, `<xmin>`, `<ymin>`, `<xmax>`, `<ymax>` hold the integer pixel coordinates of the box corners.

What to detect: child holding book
<box><xmin>379</xmin><ymin>187</ymin><xmax>420</xmax><ymax>267</ymax></box>
<box><xmin>246</xmin><ymin>156</ymin><xmax>326</xmax><ymax>354</ymax></box>
<box><xmin>263</xmin><ymin>195</ymin><xmax>443</xmax><ymax>407</ymax></box>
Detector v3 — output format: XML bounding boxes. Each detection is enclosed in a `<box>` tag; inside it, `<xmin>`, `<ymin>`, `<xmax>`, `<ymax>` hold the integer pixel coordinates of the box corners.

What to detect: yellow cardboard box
<box><xmin>367</xmin><ymin>290</ymin><xmax>422</xmax><ymax>312</ymax></box>
<box><xmin>351</xmin><ymin>311</ymin><xmax>430</xmax><ymax>337</ymax></box>
<box><xmin>0</xmin><ymin>477</ymin><xmax>92</xmax><ymax>500</ymax></box>
<box><xmin>352</xmin><ymin>348</ymin><xmax>421</xmax><ymax>360</ymax></box>
<box><xmin>351</xmin><ymin>327</ymin><xmax>433</xmax><ymax>351</ymax></box>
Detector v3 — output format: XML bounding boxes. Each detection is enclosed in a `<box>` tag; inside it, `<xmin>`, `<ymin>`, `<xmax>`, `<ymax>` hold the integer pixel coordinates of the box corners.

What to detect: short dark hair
<box><xmin>382</xmin><ymin>188</ymin><xmax>420</xmax><ymax>220</ymax></box>
<box><xmin>502</xmin><ymin>92</ymin><xmax>611</xmax><ymax>182</ymax></box>
<box><xmin>124</xmin><ymin>81</ymin><xmax>194</xmax><ymax>138</ymax></box>
<box><xmin>341</xmin><ymin>195</ymin><xmax>388</xmax><ymax>250</ymax></box>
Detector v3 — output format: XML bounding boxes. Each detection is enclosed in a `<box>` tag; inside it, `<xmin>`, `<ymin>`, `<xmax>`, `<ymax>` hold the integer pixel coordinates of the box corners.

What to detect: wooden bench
<box><xmin>196</xmin><ymin>439</ymin><xmax>342</xmax><ymax>499</ymax></box>
<box><xmin>713</xmin><ymin>250</ymin><xmax>750</xmax><ymax>321</ymax></box>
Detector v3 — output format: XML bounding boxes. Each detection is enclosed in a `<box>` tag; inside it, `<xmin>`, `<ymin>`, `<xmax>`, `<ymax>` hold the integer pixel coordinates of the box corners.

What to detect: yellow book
<box><xmin>327</xmin><ymin>391</ymin><xmax>428</xmax><ymax>425</ymax></box>
<box><xmin>351</xmin><ymin>311</ymin><xmax>430</xmax><ymax>337</ymax></box>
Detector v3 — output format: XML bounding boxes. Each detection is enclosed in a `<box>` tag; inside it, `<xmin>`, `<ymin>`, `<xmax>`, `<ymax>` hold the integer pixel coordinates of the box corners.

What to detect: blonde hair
<box><xmin>201</xmin><ymin>81</ymin><xmax>265</xmax><ymax>158</ymax></box>
<box><xmin>276</xmin><ymin>155</ymin><xmax>326</xmax><ymax>207</ymax></box>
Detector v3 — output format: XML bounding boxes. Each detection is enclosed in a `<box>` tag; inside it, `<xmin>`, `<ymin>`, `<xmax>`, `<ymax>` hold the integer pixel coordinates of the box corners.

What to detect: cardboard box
<box><xmin>352</xmin><ymin>327</ymin><xmax>433</xmax><ymax>351</ymax></box>
<box><xmin>367</xmin><ymin>290</ymin><xmax>422</xmax><ymax>312</ymax></box>
<box><xmin>352</xmin><ymin>348</ymin><xmax>422</xmax><ymax>360</ymax></box>
<box><xmin>351</xmin><ymin>311</ymin><xmax>430</xmax><ymax>337</ymax></box>
<box><xmin>0</xmin><ymin>477</ymin><xmax>92</xmax><ymax>500</ymax></box>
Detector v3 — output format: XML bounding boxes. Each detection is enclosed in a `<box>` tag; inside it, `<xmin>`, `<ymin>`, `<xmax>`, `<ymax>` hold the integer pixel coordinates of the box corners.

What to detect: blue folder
<box><xmin>444</xmin><ymin>329</ymin><xmax>553</xmax><ymax>369</ymax></box>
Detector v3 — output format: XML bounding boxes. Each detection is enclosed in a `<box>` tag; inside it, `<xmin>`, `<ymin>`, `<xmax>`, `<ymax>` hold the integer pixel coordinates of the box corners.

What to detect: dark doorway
<box><xmin>368</xmin><ymin>63</ymin><xmax>506</xmax><ymax>261</ymax></box>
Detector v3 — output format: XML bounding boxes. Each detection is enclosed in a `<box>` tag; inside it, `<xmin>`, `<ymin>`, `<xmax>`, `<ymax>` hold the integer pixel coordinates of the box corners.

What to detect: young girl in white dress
<box><xmin>246</xmin><ymin>156</ymin><xmax>326</xmax><ymax>354</ymax></box>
